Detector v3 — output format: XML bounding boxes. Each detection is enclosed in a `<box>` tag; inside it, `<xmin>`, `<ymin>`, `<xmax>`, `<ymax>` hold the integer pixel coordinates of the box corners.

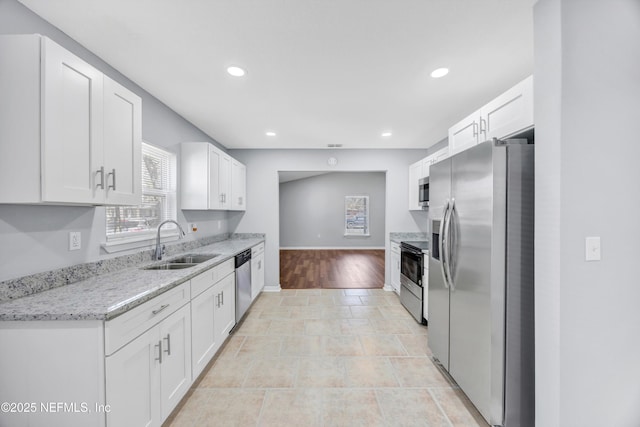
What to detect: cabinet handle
<box><xmin>220</xmin><ymin>194</ymin><xmax>224</xmax><ymax>203</ymax></box>
<box><xmin>215</xmin><ymin>293</ymin><xmax>220</xmax><ymax>308</ymax></box>
<box><xmin>479</xmin><ymin>117</ymin><xmax>487</xmax><ymax>135</ymax></box>
<box><xmin>152</xmin><ymin>304</ymin><xmax>170</xmax><ymax>315</ymax></box>
<box><xmin>96</xmin><ymin>166</ymin><xmax>105</xmax><ymax>189</ymax></box>
<box><xmin>472</xmin><ymin>121</ymin><xmax>479</xmax><ymax>138</ymax></box>
<box><xmin>164</xmin><ymin>334</ymin><xmax>171</xmax><ymax>356</ymax></box>
<box><xmin>107</xmin><ymin>168</ymin><xmax>116</xmax><ymax>191</ymax></box>
<box><xmin>221</xmin><ymin>290</ymin><xmax>224</xmax><ymax>305</ymax></box>
<box><xmin>155</xmin><ymin>341</ymin><xmax>163</xmax><ymax>364</ymax></box>
<box><xmin>239</xmin><ymin>196</ymin><xmax>243</xmax><ymax>205</ymax></box>
<box><xmin>258</xmin><ymin>260</ymin><xmax>261</xmax><ymax>269</ymax></box>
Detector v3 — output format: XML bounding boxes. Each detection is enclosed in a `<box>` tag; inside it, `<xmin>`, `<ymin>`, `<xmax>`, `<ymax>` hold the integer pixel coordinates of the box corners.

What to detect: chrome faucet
<box><xmin>155</xmin><ymin>220</ymin><xmax>186</xmax><ymax>260</ymax></box>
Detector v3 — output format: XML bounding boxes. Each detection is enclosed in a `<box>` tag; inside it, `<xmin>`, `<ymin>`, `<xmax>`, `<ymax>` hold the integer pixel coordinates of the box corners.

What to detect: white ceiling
<box><xmin>19</xmin><ymin>0</ymin><xmax>534</xmax><ymax>150</ymax></box>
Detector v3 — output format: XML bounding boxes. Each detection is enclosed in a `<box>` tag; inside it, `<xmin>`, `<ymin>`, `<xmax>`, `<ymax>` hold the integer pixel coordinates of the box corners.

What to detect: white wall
<box><xmin>0</xmin><ymin>0</ymin><xmax>230</xmax><ymax>282</ymax></box>
<box><xmin>280</xmin><ymin>172</ymin><xmax>386</xmax><ymax>248</ymax></box>
<box><xmin>534</xmin><ymin>0</ymin><xmax>640</xmax><ymax>425</ymax></box>
<box><xmin>229</xmin><ymin>149</ymin><xmax>429</xmax><ymax>289</ymax></box>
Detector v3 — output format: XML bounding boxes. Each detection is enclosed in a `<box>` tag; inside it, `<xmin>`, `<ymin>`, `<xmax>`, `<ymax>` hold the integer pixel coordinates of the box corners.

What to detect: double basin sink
<box><xmin>141</xmin><ymin>253</ymin><xmax>219</xmax><ymax>270</ymax></box>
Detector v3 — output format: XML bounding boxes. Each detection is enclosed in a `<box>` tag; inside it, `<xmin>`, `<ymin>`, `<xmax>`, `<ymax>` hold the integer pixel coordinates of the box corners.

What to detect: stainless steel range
<box><xmin>400</xmin><ymin>240</ymin><xmax>428</xmax><ymax>324</ymax></box>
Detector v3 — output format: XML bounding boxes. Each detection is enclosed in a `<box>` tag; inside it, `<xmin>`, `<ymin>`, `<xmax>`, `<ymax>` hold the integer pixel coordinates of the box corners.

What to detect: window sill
<box><xmin>102</xmin><ymin>232</ymin><xmax>180</xmax><ymax>254</ymax></box>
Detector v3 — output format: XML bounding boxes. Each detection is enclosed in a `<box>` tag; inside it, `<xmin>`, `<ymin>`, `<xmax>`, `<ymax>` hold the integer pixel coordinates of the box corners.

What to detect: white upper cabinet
<box><xmin>181</xmin><ymin>142</ymin><xmax>246</xmax><ymax>211</ymax></box>
<box><xmin>448</xmin><ymin>75</ymin><xmax>533</xmax><ymax>156</ymax></box>
<box><xmin>103</xmin><ymin>77</ymin><xmax>142</xmax><ymax>206</ymax></box>
<box><xmin>408</xmin><ymin>147</ymin><xmax>449</xmax><ymax>211</ymax></box>
<box><xmin>0</xmin><ymin>35</ymin><xmax>142</xmax><ymax>205</ymax></box>
<box><xmin>41</xmin><ymin>36</ymin><xmax>104</xmax><ymax>204</ymax></box>
<box><xmin>230</xmin><ymin>159</ymin><xmax>246</xmax><ymax>211</ymax></box>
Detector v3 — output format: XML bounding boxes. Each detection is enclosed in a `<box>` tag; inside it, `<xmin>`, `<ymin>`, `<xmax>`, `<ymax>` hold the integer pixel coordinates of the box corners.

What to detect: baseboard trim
<box><xmin>280</xmin><ymin>246</ymin><xmax>385</xmax><ymax>250</ymax></box>
<box><xmin>383</xmin><ymin>283</ymin><xmax>395</xmax><ymax>292</ymax></box>
<box><xmin>263</xmin><ymin>284</ymin><xmax>282</xmax><ymax>292</ymax></box>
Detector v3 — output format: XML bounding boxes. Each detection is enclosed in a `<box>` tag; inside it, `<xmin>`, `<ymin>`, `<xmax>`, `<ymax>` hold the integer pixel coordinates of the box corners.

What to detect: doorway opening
<box><xmin>278</xmin><ymin>171</ymin><xmax>386</xmax><ymax>289</ymax></box>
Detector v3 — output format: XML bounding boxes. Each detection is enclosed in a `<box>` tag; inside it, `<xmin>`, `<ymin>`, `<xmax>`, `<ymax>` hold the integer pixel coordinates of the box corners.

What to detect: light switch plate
<box><xmin>585</xmin><ymin>236</ymin><xmax>601</xmax><ymax>261</ymax></box>
<box><xmin>69</xmin><ymin>231</ymin><xmax>81</xmax><ymax>251</ymax></box>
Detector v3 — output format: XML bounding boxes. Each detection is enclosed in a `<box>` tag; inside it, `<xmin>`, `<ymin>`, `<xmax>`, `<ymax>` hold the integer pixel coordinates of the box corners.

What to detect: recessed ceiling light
<box><xmin>265</xmin><ymin>131</ymin><xmax>276</xmax><ymax>137</ymax></box>
<box><xmin>381</xmin><ymin>131</ymin><xmax>392</xmax><ymax>137</ymax></box>
<box><xmin>227</xmin><ymin>66</ymin><xmax>246</xmax><ymax>77</ymax></box>
<box><xmin>430</xmin><ymin>68</ymin><xmax>449</xmax><ymax>78</ymax></box>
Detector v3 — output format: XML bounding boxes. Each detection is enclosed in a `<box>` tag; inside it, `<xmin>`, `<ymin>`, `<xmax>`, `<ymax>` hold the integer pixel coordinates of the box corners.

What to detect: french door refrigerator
<box><xmin>428</xmin><ymin>138</ymin><xmax>535</xmax><ymax>427</ymax></box>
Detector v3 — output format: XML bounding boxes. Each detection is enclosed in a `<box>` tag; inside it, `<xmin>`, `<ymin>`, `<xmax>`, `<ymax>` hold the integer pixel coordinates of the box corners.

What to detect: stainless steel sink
<box><xmin>142</xmin><ymin>263</ymin><xmax>197</xmax><ymax>270</ymax></box>
<box><xmin>167</xmin><ymin>254</ymin><xmax>218</xmax><ymax>264</ymax></box>
<box><xmin>140</xmin><ymin>253</ymin><xmax>218</xmax><ymax>271</ymax></box>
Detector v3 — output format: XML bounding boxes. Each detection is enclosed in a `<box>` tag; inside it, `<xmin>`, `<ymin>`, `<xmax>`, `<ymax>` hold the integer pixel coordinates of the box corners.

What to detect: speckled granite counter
<box><xmin>389</xmin><ymin>232</ymin><xmax>428</xmax><ymax>244</ymax></box>
<box><xmin>0</xmin><ymin>237</ymin><xmax>264</xmax><ymax>322</ymax></box>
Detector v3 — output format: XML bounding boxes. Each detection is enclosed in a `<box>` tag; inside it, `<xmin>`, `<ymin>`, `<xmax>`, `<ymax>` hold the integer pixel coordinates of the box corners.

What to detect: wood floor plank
<box><xmin>280</xmin><ymin>249</ymin><xmax>385</xmax><ymax>289</ymax></box>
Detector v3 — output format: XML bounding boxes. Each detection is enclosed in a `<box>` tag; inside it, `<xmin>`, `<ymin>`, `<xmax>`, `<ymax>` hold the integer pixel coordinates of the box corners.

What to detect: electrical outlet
<box><xmin>69</xmin><ymin>231</ymin><xmax>81</xmax><ymax>251</ymax></box>
<box><xmin>188</xmin><ymin>223</ymin><xmax>197</xmax><ymax>234</ymax></box>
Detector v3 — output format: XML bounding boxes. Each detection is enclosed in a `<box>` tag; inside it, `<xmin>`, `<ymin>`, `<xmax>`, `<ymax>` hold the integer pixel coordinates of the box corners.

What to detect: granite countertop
<box><xmin>0</xmin><ymin>237</ymin><xmax>264</xmax><ymax>322</ymax></box>
<box><xmin>389</xmin><ymin>232</ymin><xmax>429</xmax><ymax>244</ymax></box>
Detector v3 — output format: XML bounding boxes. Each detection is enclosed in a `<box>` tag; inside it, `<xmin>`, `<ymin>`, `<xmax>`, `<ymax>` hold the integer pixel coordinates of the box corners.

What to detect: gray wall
<box><xmin>228</xmin><ymin>149</ymin><xmax>429</xmax><ymax>290</ymax></box>
<box><xmin>0</xmin><ymin>0</ymin><xmax>230</xmax><ymax>282</ymax></box>
<box><xmin>535</xmin><ymin>0</ymin><xmax>640</xmax><ymax>425</ymax></box>
<box><xmin>279</xmin><ymin>172</ymin><xmax>386</xmax><ymax>248</ymax></box>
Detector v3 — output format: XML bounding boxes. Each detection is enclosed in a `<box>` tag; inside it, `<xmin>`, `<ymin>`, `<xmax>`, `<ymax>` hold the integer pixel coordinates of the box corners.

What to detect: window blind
<box><xmin>106</xmin><ymin>143</ymin><xmax>177</xmax><ymax>241</ymax></box>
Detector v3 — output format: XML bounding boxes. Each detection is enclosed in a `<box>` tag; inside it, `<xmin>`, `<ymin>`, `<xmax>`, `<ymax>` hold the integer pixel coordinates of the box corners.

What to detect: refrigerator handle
<box><xmin>445</xmin><ymin>198</ymin><xmax>456</xmax><ymax>291</ymax></box>
<box><xmin>440</xmin><ymin>200</ymin><xmax>451</xmax><ymax>289</ymax></box>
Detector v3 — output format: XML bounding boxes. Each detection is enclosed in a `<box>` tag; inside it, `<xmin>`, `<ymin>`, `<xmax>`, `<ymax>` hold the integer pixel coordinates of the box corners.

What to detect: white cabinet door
<box><xmin>207</xmin><ymin>146</ymin><xmax>223</xmax><ymax>209</ymax></box>
<box><xmin>180</xmin><ymin>142</ymin><xmax>209</xmax><ymax>210</ymax></box>
<box><xmin>431</xmin><ymin>147</ymin><xmax>449</xmax><ymax>164</ymax></box>
<box><xmin>106</xmin><ymin>327</ymin><xmax>160</xmax><ymax>427</ymax></box>
<box><xmin>207</xmin><ymin>146</ymin><xmax>231</xmax><ymax>210</ymax></box>
<box><xmin>159</xmin><ymin>304</ymin><xmax>191</xmax><ymax>421</ymax></box>
<box><xmin>448</xmin><ymin>109</ymin><xmax>480</xmax><ymax>157</ymax></box>
<box><xmin>214</xmin><ymin>273</ymin><xmax>236</xmax><ymax>340</ymax></box>
<box><xmin>191</xmin><ymin>284</ymin><xmax>218</xmax><ymax>379</ymax></box>
<box><xmin>423</xmin><ymin>263</ymin><xmax>429</xmax><ymax>321</ymax></box>
<box><xmin>390</xmin><ymin>243</ymin><xmax>401</xmax><ymax>294</ymax></box>
<box><xmin>219</xmin><ymin>152</ymin><xmax>231</xmax><ymax>209</ymax></box>
<box><xmin>41</xmin><ymin>36</ymin><xmax>104</xmax><ymax>204</ymax></box>
<box><xmin>482</xmin><ymin>75</ymin><xmax>534</xmax><ymax>140</ymax></box>
<box><xmin>408</xmin><ymin>160</ymin><xmax>422</xmax><ymax>211</ymax></box>
<box><xmin>103</xmin><ymin>77</ymin><xmax>142</xmax><ymax>206</ymax></box>
<box><xmin>230</xmin><ymin>159</ymin><xmax>246</xmax><ymax>211</ymax></box>
<box><xmin>251</xmin><ymin>243</ymin><xmax>265</xmax><ymax>301</ymax></box>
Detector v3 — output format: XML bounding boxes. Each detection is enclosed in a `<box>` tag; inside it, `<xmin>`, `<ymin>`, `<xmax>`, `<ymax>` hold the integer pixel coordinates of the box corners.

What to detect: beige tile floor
<box><xmin>165</xmin><ymin>289</ymin><xmax>488</xmax><ymax>427</ymax></box>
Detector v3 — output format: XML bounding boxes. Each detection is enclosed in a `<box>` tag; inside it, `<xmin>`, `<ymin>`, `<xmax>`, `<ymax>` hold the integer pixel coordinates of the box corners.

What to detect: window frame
<box><xmin>344</xmin><ymin>195</ymin><xmax>370</xmax><ymax>237</ymax></box>
<box><xmin>103</xmin><ymin>142</ymin><xmax>178</xmax><ymax>252</ymax></box>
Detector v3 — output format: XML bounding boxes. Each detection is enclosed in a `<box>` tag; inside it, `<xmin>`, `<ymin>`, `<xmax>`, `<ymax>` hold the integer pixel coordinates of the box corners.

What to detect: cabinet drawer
<box><xmin>390</xmin><ymin>242</ymin><xmax>400</xmax><ymax>254</ymax></box>
<box><xmin>251</xmin><ymin>243</ymin><xmax>264</xmax><ymax>257</ymax></box>
<box><xmin>191</xmin><ymin>259</ymin><xmax>235</xmax><ymax>298</ymax></box>
<box><xmin>105</xmin><ymin>282</ymin><xmax>189</xmax><ymax>355</ymax></box>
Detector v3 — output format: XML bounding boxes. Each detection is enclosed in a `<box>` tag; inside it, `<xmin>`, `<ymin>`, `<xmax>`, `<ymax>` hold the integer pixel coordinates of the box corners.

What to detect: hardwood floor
<box><xmin>280</xmin><ymin>249</ymin><xmax>385</xmax><ymax>289</ymax></box>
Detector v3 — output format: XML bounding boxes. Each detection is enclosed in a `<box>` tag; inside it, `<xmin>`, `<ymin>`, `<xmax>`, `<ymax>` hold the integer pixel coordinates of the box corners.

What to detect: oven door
<box><xmin>401</xmin><ymin>246</ymin><xmax>423</xmax><ymax>286</ymax></box>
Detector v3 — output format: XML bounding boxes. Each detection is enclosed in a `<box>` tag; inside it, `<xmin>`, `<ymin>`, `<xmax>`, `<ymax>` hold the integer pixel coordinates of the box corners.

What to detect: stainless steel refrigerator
<box><xmin>428</xmin><ymin>138</ymin><xmax>535</xmax><ymax>427</ymax></box>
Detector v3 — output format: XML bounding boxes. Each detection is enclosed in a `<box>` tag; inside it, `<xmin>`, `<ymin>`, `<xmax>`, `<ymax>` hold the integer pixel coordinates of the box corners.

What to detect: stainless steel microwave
<box><xmin>419</xmin><ymin>177</ymin><xmax>429</xmax><ymax>207</ymax></box>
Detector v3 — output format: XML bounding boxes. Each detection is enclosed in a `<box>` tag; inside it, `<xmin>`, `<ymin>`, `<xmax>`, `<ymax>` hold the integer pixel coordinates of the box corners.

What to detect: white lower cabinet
<box><xmin>423</xmin><ymin>263</ymin><xmax>429</xmax><ymax>322</ymax></box>
<box><xmin>105</xmin><ymin>303</ymin><xmax>191</xmax><ymax>427</ymax></box>
<box><xmin>190</xmin><ymin>260</ymin><xmax>236</xmax><ymax>380</ymax></box>
<box><xmin>251</xmin><ymin>243</ymin><xmax>265</xmax><ymax>301</ymax></box>
<box><xmin>390</xmin><ymin>242</ymin><xmax>401</xmax><ymax>294</ymax></box>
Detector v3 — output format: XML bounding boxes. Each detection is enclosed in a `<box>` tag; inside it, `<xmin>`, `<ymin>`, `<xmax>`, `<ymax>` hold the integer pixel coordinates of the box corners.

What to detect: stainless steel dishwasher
<box><xmin>234</xmin><ymin>249</ymin><xmax>252</xmax><ymax>324</ymax></box>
